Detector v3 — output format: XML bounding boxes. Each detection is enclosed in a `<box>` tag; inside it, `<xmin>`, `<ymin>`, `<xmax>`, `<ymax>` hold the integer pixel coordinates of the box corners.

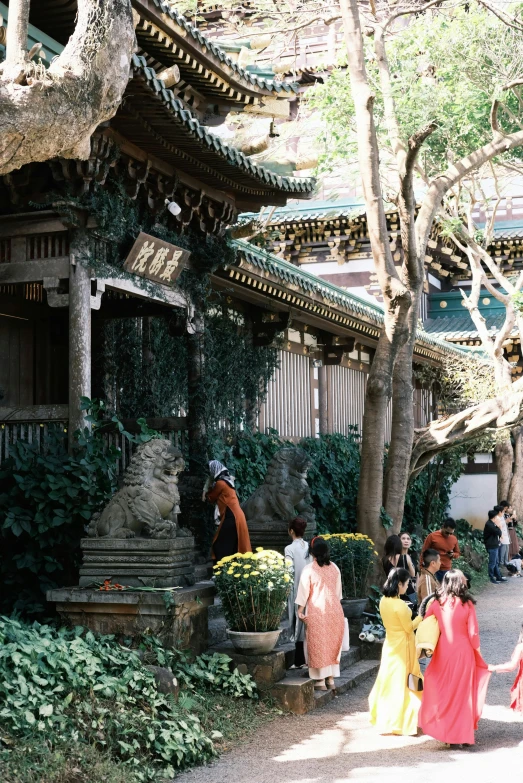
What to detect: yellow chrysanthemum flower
<box><xmin>283</xmin><ymin>574</ymin><xmax>291</xmax><ymax>582</ymax></box>
<box><xmin>259</xmin><ymin>564</ymin><xmax>268</xmax><ymax>571</ymax></box>
<box><xmin>234</xmin><ymin>574</ymin><xmax>241</xmax><ymax>578</ymax></box>
<box><xmin>250</xmin><ymin>571</ymin><xmax>260</xmax><ymax>576</ymax></box>
<box><xmin>256</xmin><ymin>547</ymin><xmax>264</xmax><ymax>552</ymax></box>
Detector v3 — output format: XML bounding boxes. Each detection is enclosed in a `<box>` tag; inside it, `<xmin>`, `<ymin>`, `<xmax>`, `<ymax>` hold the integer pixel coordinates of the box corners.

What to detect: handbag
<box><xmin>341</xmin><ymin>618</ymin><xmax>350</xmax><ymax>651</ymax></box>
<box><xmin>415</xmin><ymin>614</ymin><xmax>440</xmax><ymax>659</ymax></box>
<box><xmin>408</xmin><ymin>673</ymin><xmax>424</xmax><ymax>692</ymax></box>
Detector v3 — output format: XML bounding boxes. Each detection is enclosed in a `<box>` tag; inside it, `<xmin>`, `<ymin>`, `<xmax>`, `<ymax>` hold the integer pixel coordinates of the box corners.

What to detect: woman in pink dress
<box><xmin>419</xmin><ymin>569</ymin><xmax>491</xmax><ymax>748</ymax></box>
<box><xmin>296</xmin><ymin>537</ymin><xmax>345</xmax><ymax>691</ymax></box>
<box><xmin>489</xmin><ymin>623</ymin><xmax>523</xmax><ymax>715</ymax></box>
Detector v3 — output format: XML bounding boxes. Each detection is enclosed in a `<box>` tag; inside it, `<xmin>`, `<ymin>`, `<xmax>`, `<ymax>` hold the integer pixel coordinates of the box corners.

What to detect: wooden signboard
<box><xmin>123</xmin><ymin>232</ymin><xmax>190</xmax><ymax>286</ymax></box>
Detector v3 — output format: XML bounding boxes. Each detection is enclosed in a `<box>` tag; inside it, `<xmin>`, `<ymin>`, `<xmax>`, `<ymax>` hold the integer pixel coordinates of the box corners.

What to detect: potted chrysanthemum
<box><xmin>322</xmin><ymin>533</ymin><xmax>376</xmax><ymax>618</ymax></box>
<box><xmin>213</xmin><ymin>547</ymin><xmax>293</xmax><ymax>655</ymax></box>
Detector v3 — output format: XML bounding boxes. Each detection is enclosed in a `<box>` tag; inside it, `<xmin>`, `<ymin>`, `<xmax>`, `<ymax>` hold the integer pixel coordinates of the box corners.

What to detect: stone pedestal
<box><xmin>78</xmin><ymin>536</ymin><xmax>196</xmax><ymax>587</ymax></box>
<box><xmin>247</xmin><ymin>521</ymin><xmax>317</xmax><ymax>554</ymax></box>
<box><xmin>47</xmin><ymin>582</ymin><xmax>215</xmax><ymax>655</ymax></box>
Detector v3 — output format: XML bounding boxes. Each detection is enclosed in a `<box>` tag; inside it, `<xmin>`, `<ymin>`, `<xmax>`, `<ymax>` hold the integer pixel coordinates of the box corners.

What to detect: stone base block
<box><xmin>270</xmin><ymin>677</ymin><xmax>315</xmax><ymax>715</ymax></box>
<box><xmin>247</xmin><ymin>521</ymin><xmax>317</xmax><ymax>554</ymax></box>
<box><xmin>47</xmin><ymin>582</ymin><xmax>215</xmax><ymax>655</ymax></box>
<box><xmin>79</xmin><ymin>536</ymin><xmax>196</xmax><ymax>588</ymax></box>
<box><xmin>211</xmin><ymin>642</ymin><xmax>286</xmax><ymax>688</ymax></box>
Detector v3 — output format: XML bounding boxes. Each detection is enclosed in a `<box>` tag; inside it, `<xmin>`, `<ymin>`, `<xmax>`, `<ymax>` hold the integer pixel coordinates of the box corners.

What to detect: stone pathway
<box><xmin>177</xmin><ymin>578</ymin><xmax>523</xmax><ymax>783</ymax></box>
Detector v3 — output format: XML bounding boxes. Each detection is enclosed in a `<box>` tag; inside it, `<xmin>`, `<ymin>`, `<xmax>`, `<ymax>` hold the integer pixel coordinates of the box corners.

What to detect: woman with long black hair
<box><xmin>369</xmin><ymin>568</ymin><xmax>423</xmax><ymax>736</ymax></box>
<box><xmin>419</xmin><ymin>569</ymin><xmax>491</xmax><ymax>748</ymax></box>
<box><xmin>296</xmin><ymin>538</ymin><xmax>344</xmax><ymax>691</ymax></box>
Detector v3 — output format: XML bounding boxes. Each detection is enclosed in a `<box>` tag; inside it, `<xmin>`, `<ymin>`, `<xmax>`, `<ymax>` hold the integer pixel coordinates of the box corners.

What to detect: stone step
<box><xmin>194</xmin><ymin>562</ymin><xmax>212</xmax><ymax>582</ymax></box>
<box><xmin>313</xmin><ymin>659</ymin><xmax>380</xmax><ymax>708</ymax></box>
<box><xmin>208</xmin><ymin>598</ymin><xmax>223</xmax><ymax>620</ymax></box>
<box><xmin>270</xmin><ymin>658</ymin><xmax>379</xmax><ymax>715</ymax></box>
<box><xmin>275</xmin><ymin>642</ymin><xmax>362</xmax><ymax>671</ymax></box>
<box><xmin>208</xmin><ymin>617</ymin><xmax>228</xmax><ymax>646</ymax></box>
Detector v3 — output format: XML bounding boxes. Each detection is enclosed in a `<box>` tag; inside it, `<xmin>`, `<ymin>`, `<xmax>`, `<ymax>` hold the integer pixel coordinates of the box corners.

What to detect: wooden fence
<box><xmin>0</xmin><ymin>407</ymin><xmax>188</xmax><ymax>469</ymax></box>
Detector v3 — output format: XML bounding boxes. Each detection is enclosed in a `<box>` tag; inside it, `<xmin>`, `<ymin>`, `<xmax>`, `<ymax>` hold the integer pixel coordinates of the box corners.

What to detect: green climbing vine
<box><xmin>40</xmin><ymin>161</ymin><xmax>280</xmax><ymax>436</ymax></box>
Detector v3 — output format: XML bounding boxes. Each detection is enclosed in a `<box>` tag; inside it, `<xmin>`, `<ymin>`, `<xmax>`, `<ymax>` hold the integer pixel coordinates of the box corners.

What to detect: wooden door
<box><xmin>0</xmin><ymin>314</ymin><xmax>35</xmax><ymax>406</ymax></box>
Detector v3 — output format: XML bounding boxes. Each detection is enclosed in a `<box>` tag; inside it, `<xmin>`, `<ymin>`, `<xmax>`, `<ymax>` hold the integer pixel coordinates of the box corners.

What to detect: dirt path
<box><xmin>177</xmin><ymin>578</ymin><xmax>523</xmax><ymax>783</ymax></box>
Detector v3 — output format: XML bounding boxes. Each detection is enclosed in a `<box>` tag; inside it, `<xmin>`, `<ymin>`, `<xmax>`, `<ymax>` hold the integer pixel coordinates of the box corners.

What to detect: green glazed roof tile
<box><xmin>129</xmin><ymin>55</ymin><xmax>315</xmax><ymax>195</ymax></box>
<box><xmin>232</xmin><ymin>240</ymin><xmax>481</xmax><ymax>358</ymax></box>
<box><xmin>150</xmin><ymin>1</ymin><xmax>299</xmax><ymax>97</ymax></box>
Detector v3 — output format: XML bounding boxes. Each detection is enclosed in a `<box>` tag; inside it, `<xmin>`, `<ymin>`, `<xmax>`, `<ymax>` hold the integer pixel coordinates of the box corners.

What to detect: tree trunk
<box><xmin>339</xmin><ymin>0</ymin><xmax>410</xmax><ymax>549</ymax></box>
<box><xmin>508</xmin><ymin>427</ymin><xmax>523</xmax><ymax>520</ymax></box>
<box><xmin>496</xmin><ymin>437</ymin><xmax>513</xmax><ymax>502</ymax></box>
<box><xmin>5</xmin><ymin>0</ymin><xmax>30</xmax><ymax>69</ymax></box>
<box><xmin>0</xmin><ymin>0</ymin><xmax>135</xmax><ymax>174</ymax></box>
<box><xmin>383</xmin><ymin>342</ymin><xmax>415</xmax><ymax>532</ymax></box>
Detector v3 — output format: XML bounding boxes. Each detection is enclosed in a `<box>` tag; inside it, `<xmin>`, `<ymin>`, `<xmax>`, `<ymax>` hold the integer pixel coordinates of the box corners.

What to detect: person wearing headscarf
<box><xmin>205</xmin><ymin>460</ymin><xmax>251</xmax><ymax>562</ymax></box>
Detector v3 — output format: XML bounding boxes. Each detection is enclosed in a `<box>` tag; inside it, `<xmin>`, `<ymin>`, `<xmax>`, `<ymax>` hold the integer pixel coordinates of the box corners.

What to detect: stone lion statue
<box><xmin>241</xmin><ymin>447</ymin><xmax>315</xmax><ymax>526</ymax></box>
<box><xmin>87</xmin><ymin>439</ymin><xmax>186</xmax><ymax>539</ymax></box>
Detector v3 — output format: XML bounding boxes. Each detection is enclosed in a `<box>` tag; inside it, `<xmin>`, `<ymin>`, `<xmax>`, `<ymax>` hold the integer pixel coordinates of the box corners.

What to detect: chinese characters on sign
<box><xmin>123</xmin><ymin>232</ymin><xmax>190</xmax><ymax>285</ymax></box>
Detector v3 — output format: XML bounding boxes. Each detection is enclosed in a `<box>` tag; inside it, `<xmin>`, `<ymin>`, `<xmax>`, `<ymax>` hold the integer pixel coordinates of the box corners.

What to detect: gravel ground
<box><xmin>177</xmin><ymin>578</ymin><xmax>523</xmax><ymax>783</ymax></box>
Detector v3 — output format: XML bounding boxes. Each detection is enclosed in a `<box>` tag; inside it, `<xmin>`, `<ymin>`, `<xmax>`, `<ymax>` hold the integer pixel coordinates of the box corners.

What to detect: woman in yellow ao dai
<box><xmin>369</xmin><ymin>567</ymin><xmax>422</xmax><ymax>736</ymax></box>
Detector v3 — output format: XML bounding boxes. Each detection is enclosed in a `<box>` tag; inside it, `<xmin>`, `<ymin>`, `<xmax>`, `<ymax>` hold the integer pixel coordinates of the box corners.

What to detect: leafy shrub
<box><xmin>213</xmin><ymin>429</ymin><xmax>361</xmax><ymax>534</ymax></box>
<box><xmin>322</xmin><ymin>533</ymin><xmax>376</xmax><ymax>598</ymax></box>
<box><xmin>0</xmin><ymin>616</ymin><xmax>257</xmax><ymax>780</ymax></box>
<box><xmin>0</xmin><ymin>400</ymin><xmax>157</xmax><ymax>617</ymax></box>
<box><xmin>402</xmin><ymin>450</ymin><xmax>464</xmax><ymax>533</ymax></box>
<box><xmin>139</xmin><ymin>638</ymin><xmax>257</xmax><ymax>699</ymax></box>
<box><xmin>213</xmin><ymin>549</ymin><xmax>292</xmax><ymax>632</ymax></box>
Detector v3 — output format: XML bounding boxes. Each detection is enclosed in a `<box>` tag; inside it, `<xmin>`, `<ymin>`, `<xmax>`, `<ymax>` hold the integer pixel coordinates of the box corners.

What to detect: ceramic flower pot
<box><xmin>226</xmin><ymin>629</ymin><xmax>282</xmax><ymax>656</ymax></box>
<box><xmin>341</xmin><ymin>598</ymin><xmax>368</xmax><ymax>619</ymax></box>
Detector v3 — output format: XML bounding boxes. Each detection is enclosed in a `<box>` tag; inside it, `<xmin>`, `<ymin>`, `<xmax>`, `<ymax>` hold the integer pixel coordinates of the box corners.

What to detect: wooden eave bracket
<box><xmin>43</xmin><ymin>278</ymin><xmax>106</xmax><ymax>310</ymax></box>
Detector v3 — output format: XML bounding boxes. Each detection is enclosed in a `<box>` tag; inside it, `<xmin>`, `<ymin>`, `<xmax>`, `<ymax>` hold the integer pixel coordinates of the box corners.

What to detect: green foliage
<box><xmin>213</xmin><ymin>429</ymin><xmax>360</xmax><ymax>532</ymax></box>
<box><xmin>0</xmin><ymin>739</ymin><xmax>130</xmax><ymax>783</ymax></box>
<box><xmin>213</xmin><ymin>550</ymin><xmax>292</xmax><ymax>632</ymax></box>
<box><xmin>0</xmin><ymin>616</ymin><xmax>222</xmax><ymax>780</ymax></box>
<box><xmin>0</xmin><ymin>400</ymin><xmax>158</xmax><ymax>617</ymax></box>
<box><xmin>139</xmin><ymin>638</ymin><xmax>258</xmax><ymax>699</ymax></box>
<box><xmin>62</xmin><ymin>167</ymin><xmax>280</xmax><ymax>442</ymax></box>
<box><xmin>309</xmin><ymin>6</ymin><xmax>523</xmax><ymax>179</ymax></box>
<box><xmin>299</xmin><ymin>430</ymin><xmax>360</xmax><ymax>533</ymax></box>
<box><xmin>321</xmin><ymin>533</ymin><xmax>376</xmax><ymax>598</ymax></box>
<box><xmin>512</xmin><ymin>290</ymin><xmax>523</xmax><ymax>315</ymax></box>
<box><xmin>402</xmin><ymin>449</ymin><xmax>464</xmax><ymax>533</ymax></box>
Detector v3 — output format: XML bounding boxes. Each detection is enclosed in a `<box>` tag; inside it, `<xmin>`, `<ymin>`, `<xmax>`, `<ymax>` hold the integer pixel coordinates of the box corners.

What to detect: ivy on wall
<box><xmin>52</xmin><ymin>164</ymin><xmax>281</xmax><ymax>435</ymax></box>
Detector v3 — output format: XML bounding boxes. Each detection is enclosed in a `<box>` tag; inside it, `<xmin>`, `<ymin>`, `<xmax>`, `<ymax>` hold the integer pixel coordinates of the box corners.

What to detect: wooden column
<box><xmin>318</xmin><ymin>363</ymin><xmax>329</xmax><ymax>435</ymax></box>
<box><xmin>68</xmin><ymin>230</ymin><xmax>91</xmax><ymax>450</ymax></box>
<box><xmin>186</xmin><ymin>303</ymin><xmax>207</xmax><ymax>473</ymax></box>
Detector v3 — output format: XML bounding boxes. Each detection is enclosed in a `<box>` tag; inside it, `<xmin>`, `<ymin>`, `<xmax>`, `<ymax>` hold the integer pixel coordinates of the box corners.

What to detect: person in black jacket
<box><xmin>484</xmin><ymin>509</ymin><xmax>507</xmax><ymax>584</ymax></box>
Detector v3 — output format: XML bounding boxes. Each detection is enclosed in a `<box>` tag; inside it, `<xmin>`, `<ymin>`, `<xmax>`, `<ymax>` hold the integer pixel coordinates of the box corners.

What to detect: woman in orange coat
<box><xmin>206</xmin><ymin>460</ymin><xmax>251</xmax><ymax>562</ymax></box>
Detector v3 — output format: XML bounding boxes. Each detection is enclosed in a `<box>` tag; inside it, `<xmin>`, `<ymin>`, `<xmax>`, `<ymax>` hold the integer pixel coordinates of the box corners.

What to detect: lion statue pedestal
<box><xmin>48</xmin><ymin>440</ymin><xmax>216</xmax><ymax>654</ymax></box>
<box><xmin>79</xmin><ymin>438</ymin><xmax>196</xmax><ymax>587</ymax></box>
<box><xmin>242</xmin><ymin>447</ymin><xmax>317</xmax><ymax>553</ymax></box>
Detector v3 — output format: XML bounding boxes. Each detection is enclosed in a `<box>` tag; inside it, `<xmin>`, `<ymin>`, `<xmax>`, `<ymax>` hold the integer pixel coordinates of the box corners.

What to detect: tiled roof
<box><xmin>491</xmin><ymin>220</ymin><xmax>523</xmax><ymax>240</ymax></box>
<box><xmin>232</xmin><ymin>240</ymin><xmax>480</xmax><ymax>359</ymax></box>
<box><xmin>424</xmin><ymin>313</ymin><xmax>511</xmax><ymax>341</ymax></box>
<box><xmin>145</xmin><ymin>1</ymin><xmax>298</xmax><ymax>97</ymax></box>
<box><xmin>116</xmin><ymin>56</ymin><xmax>314</xmax><ymax>198</ymax></box>
<box><xmin>241</xmin><ymin>198</ymin><xmax>365</xmax><ymax>224</ymax></box>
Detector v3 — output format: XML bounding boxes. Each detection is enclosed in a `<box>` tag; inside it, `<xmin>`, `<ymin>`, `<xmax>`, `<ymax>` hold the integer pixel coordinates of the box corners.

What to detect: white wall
<box><xmin>449</xmin><ymin>473</ymin><xmax>497</xmax><ymax>530</ymax></box>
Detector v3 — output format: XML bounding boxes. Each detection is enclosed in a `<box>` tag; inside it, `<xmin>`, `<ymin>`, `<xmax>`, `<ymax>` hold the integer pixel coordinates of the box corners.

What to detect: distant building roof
<box><xmin>228</xmin><ymin>240</ymin><xmax>481</xmax><ymax>361</ymax></box>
